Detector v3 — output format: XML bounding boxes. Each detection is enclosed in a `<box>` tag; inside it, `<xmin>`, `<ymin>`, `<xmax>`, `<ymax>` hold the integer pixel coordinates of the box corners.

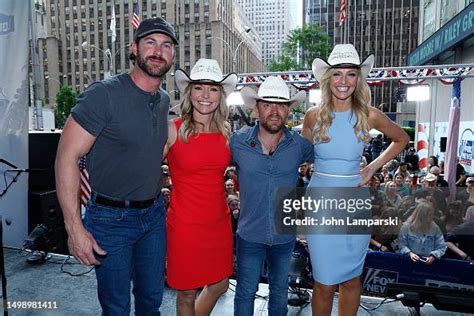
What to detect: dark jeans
<box><xmin>234</xmin><ymin>234</ymin><xmax>294</xmax><ymax>316</ymax></box>
<box><xmin>84</xmin><ymin>194</ymin><xmax>166</xmax><ymax>315</ymax></box>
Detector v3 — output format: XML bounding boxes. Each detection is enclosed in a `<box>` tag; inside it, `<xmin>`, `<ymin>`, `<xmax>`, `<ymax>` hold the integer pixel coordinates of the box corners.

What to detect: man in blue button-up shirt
<box><xmin>231</xmin><ymin>76</ymin><xmax>314</xmax><ymax>316</ymax></box>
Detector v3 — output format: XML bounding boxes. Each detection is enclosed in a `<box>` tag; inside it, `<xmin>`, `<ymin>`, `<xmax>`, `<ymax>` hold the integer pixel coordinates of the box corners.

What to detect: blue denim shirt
<box><xmin>398</xmin><ymin>223</ymin><xmax>447</xmax><ymax>259</ymax></box>
<box><xmin>230</xmin><ymin>123</ymin><xmax>314</xmax><ymax>245</ymax></box>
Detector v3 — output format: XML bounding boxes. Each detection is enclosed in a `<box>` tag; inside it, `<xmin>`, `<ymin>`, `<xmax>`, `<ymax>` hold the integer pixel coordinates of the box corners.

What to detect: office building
<box><xmin>34</xmin><ymin>0</ymin><xmax>264</xmax><ymax>106</ymax></box>
<box><xmin>237</xmin><ymin>0</ymin><xmax>292</xmax><ymax>66</ymax></box>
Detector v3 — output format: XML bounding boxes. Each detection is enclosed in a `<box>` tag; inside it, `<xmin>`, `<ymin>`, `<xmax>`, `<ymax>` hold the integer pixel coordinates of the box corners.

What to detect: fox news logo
<box><xmin>0</xmin><ymin>13</ymin><xmax>14</xmax><ymax>35</ymax></box>
<box><xmin>363</xmin><ymin>268</ymin><xmax>398</xmax><ymax>296</ymax></box>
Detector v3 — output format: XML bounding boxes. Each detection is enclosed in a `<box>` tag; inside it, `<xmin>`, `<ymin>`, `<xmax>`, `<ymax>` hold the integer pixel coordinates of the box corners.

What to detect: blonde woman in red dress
<box><xmin>163</xmin><ymin>58</ymin><xmax>237</xmax><ymax>316</ymax></box>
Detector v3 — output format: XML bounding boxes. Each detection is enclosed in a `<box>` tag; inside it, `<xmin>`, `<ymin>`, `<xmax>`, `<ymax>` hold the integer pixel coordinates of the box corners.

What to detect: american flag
<box><xmin>444</xmin><ymin>79</ymin><xmax>461</xmax><ymax>200</ymax></box>
<box><xmin>132</xmin><ymin>1</ymin><xmax>140</xmax><ymax>31</ymax></box>
<box><xmin>79</xmin><ymin>156</ymin><xmax>91</xmax><ymax>207</ymax></box>
<box><xmin>110</xmin><ymin>1</ymin><xmax>116</xmax><ymax>42</ymax></box>
<box><xmin>339</xmin><ymin>0</ymin><xmax>347</xmax><ymax>27</ymax></box>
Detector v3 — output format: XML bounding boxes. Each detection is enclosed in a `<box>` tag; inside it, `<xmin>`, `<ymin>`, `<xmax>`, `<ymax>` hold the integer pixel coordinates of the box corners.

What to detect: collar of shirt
<box><xmin>244</xmin><ymin>122</ymin><xmax>294</xmax><ymax>154</ymax></box>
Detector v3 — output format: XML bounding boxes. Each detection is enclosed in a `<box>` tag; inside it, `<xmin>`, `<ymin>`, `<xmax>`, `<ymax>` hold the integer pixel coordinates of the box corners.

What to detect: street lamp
<box><xmin>44</xmin><ymin>75</ymin><xmax>65</xmax><ymax>106</ymax></box>
<box><xmin>44</xmin><ymin>75</ymin><xmax>66</xmax><ymax>87</ymax></box>
<box><xmin>209</xmin><ymin>27</ymin><xmax>251</xmax><ymax>72</ymax></box>
<box><xmin>208</xmin><ymin>27</ymin><xmax>253</xmax><ymax>130</ymax></box>
<box><xmin>81</xmin><ymin>41</ymin><xmax>112</xmax><ymax>79</ymax></box>
<box><xmin>45</xmin><ymin>75</ymin><xmax>62</xmax><ymax>86</ymax></box>
<box><xmin>110</xmin><ymin>43</ymin><xmax>129</xmax><ymax>74</ymax></box>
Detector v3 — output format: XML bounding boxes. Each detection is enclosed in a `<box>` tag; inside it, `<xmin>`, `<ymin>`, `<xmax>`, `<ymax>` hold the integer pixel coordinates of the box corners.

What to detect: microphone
<box><xmin>6</xmin><ymin>168</ymin><xmax>43</xmax><ymax>173</ymax></box>
<box><xmin>0</xmin><ymin>158</ymin><xmax>17</xmax><ymax>169</ymax></box>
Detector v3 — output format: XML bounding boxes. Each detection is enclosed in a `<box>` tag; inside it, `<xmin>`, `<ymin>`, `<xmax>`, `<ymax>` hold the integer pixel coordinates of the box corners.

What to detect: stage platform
<box><xmin>1</xmin><ymin>247</ymin><xmax>471</xmax><ymax>315</ymax></box>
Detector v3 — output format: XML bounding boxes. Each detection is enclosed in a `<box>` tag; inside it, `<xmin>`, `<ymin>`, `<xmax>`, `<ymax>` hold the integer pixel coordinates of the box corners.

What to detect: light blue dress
<box><xmin>307</xmin><ymin>110</ymin><xmax>371</xmax><ymax>285</ymax></box>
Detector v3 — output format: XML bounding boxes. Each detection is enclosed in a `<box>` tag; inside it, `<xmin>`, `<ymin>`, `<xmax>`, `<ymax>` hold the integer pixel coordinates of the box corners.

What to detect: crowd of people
<box><xmin>295</xmin><ymin>144</ymin><xmax>474</xmax><ymax>264</ymax></box>
<box><xmin>54</xmin><ymin>16</ymin><xmax>473</xmax><ymax>316</ymax></box>
<box><xmin>366</xmin><ymin>159</ymin><xmax>474</xmax><ymax>263</ymax></box>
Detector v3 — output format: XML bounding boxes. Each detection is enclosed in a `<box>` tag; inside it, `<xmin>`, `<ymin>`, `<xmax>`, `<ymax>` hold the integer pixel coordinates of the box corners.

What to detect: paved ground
<box><xmin>1</xmin><ymin>247</ymin><xmax>471</xmax><ymax>315</ymax></box>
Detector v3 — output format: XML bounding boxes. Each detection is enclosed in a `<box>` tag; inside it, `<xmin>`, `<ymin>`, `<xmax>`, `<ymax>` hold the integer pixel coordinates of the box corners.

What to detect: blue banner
<box><xmin>362</xmin><ymin>251</ymin><xmax>474</xmax><ymax>296</ymax></box>
<box><xmin>408</xmin><ymin>2</ymin><xmax>474</xmax><ymax>65</ymax></box>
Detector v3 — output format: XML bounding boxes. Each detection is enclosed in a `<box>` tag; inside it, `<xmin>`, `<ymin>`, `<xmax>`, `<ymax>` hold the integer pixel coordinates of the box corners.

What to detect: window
<box><xmin>422</xmin><ymin>0</ymin><xmax>436</xmax><ymax>40</ymax></box>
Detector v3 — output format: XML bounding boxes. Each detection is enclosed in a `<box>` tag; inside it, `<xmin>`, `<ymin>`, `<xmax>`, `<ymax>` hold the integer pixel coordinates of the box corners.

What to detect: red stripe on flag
<box><xmin>339</xmin><ymin>0</ymin><xmax>347</xmax><ymax>27</ymax></box>
<box><xmin>132</xmin><ymin>1</ymin><xmax>140</xmax><ymax>30</ymax></box>
<box><xmin>79</xmin><ymin>156</ymin><xmax>91</xmax><ymax>207</ymax></box>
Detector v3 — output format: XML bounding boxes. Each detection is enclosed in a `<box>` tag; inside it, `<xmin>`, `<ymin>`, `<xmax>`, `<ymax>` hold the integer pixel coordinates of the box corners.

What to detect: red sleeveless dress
<box><xmin>166</xmin><ymin>118</ymin><xmax>233</xmax><ymax>289</ymax></box>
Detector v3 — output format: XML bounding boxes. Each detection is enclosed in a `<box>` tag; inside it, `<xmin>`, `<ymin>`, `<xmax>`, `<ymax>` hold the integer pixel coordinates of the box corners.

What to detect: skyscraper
<box><xmin>238</xmin><ymin>0</ymin><xmax>292</xmax><ymax>66</ymax></box>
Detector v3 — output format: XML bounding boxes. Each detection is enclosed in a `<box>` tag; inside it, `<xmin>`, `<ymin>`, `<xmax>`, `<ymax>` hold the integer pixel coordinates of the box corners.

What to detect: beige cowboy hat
<box><xmin>312</xmin><ymin>44</ymin><xmax>374</xmax><ymax>82</ymax></box>
<box><xmin>240</xmin><ymin>76</ymin><xmax>306</xmax><ymax>110</ymax></box>
<box><xmin>174</xmin><ymin>58</ymin><xmax>237</xmax><ymax>96</ymax></box>
<box><xmin>424</xmin><ymin>173</ymin><xmax>438</xmax><ymax>182</ymax></box>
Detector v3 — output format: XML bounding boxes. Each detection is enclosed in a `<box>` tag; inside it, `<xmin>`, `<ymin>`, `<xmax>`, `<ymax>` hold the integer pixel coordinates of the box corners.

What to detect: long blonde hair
<box><xmin>311</xmin><ymin>68</ymin><xmax>371</xmax><ymax>144</ymax></box>
<box><xmin>407</xmin><ymin>201</ymin><xmax>436</xmax><ymax>234</ymax></box>
<box><xmin>178</xmin><ymin>83</ymin><xmax>231</xmax><ymax>143</ymax></box>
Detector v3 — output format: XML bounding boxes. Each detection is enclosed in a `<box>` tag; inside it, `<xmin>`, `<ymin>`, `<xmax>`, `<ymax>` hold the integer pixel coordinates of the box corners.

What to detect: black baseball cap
<box><xmin>134</xmin><ymin>17</ymin><xmax>178</xmax><ymax>45</ymax></box>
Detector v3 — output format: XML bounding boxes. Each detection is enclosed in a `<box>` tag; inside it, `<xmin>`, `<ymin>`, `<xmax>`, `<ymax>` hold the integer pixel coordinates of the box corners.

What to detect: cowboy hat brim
<box><xmin>174</xmin><ymin>69</ymin><xmax>238</xmax><ymax>96</ymax></box>
<box><xmin>241</xmin><ymin>87</ymin><xmax>306</xmax><ymax>110</ymax></box>
<box><xmin>312</xmin><ymin>54</ymin><xmax>375</xmax><ymax>82</ymax></box>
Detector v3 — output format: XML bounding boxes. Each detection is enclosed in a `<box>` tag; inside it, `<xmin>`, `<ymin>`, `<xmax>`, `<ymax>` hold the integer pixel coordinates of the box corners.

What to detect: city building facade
<box><xmin>237</xmin><ymin>0</ymin><xmax>291</xmax><ymax>66</ymax></box>
<box><xmin>409</xmin><ymin>0</ymin><xmax>474</xmax><ymax>172</ymax></box>
<box><xmin>35</xmin><ymin>0</ymin><xmax>264</xmax><ymax>107</ymax></box>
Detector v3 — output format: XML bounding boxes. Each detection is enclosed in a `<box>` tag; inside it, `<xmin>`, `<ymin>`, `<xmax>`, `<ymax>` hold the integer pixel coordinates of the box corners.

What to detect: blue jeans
<box><xmin>234</xmin><ymin>234</ymin><xmax>294</xmax><ymax>316</ymax></box>
<box><xmin>84</xmin><ymin>193</ymin><xmax>166</xmax><ymax>316</ymax></box>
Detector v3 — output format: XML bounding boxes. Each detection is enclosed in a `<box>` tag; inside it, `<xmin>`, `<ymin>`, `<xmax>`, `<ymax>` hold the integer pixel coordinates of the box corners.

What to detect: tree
<box><xmin>55</xmin><ymin>86</ymin><xmax>76</xmax><ymax>129</ymax></box>
<box><xmin>402</xmin><ymin>127</ymin><xmax>415</xmax><ymax>141</ymax></box>
<box><xmin>268</xmin><ymin>24</ymin><xmax>331</xmax><ymax>71</ymax></box>
<box><xmin>268</xmin><ymin>55</ymin><xmax>297</xmax><ymax>72</ymax></box>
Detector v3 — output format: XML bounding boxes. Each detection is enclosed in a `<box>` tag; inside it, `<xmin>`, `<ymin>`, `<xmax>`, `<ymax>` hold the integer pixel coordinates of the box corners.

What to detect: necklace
<box><xmin>261</xmin><ymin>141</ymin><xmax>278</xmax><ymax>155</ymax></box>
<box><xmin>259</xmin><ymin>134</ymin><xmax>283</xmax><ymax>155</ymax></box>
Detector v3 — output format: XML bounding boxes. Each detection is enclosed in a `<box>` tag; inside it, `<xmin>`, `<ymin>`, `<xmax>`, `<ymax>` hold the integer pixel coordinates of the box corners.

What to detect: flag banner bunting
<box><xmin>235</xmin><ymin>66</ymin><xmax>474</xmax><ymax>90</ymax></box>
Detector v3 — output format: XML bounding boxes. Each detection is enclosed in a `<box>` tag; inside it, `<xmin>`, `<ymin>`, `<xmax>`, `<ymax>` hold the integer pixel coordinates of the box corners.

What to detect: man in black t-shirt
<box><xmin>55</xmin><ymin>18</ymin><xmax>177</xmax><ymax>315</ymax></box>
<box><xmin>404</xmin><ymin>147</ymin><xmax>419</xmax><ymax>172</ymax></box>
<box><xmin>456</xmin><ymin>159</ymin><xmax>467</xmax><ymax>186</ymax></box>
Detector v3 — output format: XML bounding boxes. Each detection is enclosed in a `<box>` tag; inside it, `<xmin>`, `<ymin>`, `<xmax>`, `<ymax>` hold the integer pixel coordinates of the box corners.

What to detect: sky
<box><xmin>289</xmin><ymin>0</ymin><xmax>304</xmax><ymax>30</ymax></box>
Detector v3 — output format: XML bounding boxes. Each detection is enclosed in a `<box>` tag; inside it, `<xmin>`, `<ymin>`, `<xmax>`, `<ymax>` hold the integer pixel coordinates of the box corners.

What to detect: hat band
<box><xmin>330</xmin><ymin>63</ymin><xmax>360</xmax><ymax>69</ymax></box>
<box><xmin>259</xmin><ymin>96</ymin><xmax>290</xmax><ymax>102</ymax></box>
<box><xmin>189</xmin><ymin>79</ymin><xmax>223</xmax><ymax>85</ymax></box>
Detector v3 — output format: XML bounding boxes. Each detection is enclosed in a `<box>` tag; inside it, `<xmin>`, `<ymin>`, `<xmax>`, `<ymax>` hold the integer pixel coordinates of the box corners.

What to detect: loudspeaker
<box><xmin>48</xmin><ymin>227</ymin><xmax>69</xmax><ymax>255</ymax></box>
<box><xmin>29</xmin><ymin>190</ymin><xmax>63</xmax><ymax>232</ymax></box>
<box><xmin>440</xmin><ymin>137</ymin><xmax>447</xmax><ymax>153</ymax></box>
<box><xmin>29</xmin><ymin>131</ymin><xmax>61</xmax><ymax>190</ymax></box>
<box><xmin>28</xmin><ymin>190</ymin><xmax>69</xmax><ymax>254</ymax></box>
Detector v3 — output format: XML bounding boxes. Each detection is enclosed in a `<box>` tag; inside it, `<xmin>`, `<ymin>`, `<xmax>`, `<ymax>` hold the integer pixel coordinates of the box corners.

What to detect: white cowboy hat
<box><xmin>240</xmin><ymin>76</ymin><xmax>306</xmax><ymax>110</ymax></box>
<box><xmin>312</xmin><ymin>44</ymin><xmax>374</xmax><ymax>82</ymax></box>
<box><xmin>174</xmin><ymin>58</ymin><xmax>237</xmax><ymax>96</ymax></box>
<box><xmin>424</xmin><ymin>173</ymin><xmax>438</xmax><ymax>182</ymax></box>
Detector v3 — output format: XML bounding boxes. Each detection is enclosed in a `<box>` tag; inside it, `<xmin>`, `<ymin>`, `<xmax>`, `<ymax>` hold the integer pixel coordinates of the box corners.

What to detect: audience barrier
<box><xmin>362</xmin><ymin>251</ymin><xmax>474</xmax><ymax>296</ymax></box>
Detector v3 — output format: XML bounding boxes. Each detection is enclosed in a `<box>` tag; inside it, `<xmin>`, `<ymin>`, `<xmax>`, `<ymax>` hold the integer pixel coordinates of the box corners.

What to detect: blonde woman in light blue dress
<box><xmin>302</xmin><ymin>44</ymin><xmax>409</xmax><ymax>316</ymax></box>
